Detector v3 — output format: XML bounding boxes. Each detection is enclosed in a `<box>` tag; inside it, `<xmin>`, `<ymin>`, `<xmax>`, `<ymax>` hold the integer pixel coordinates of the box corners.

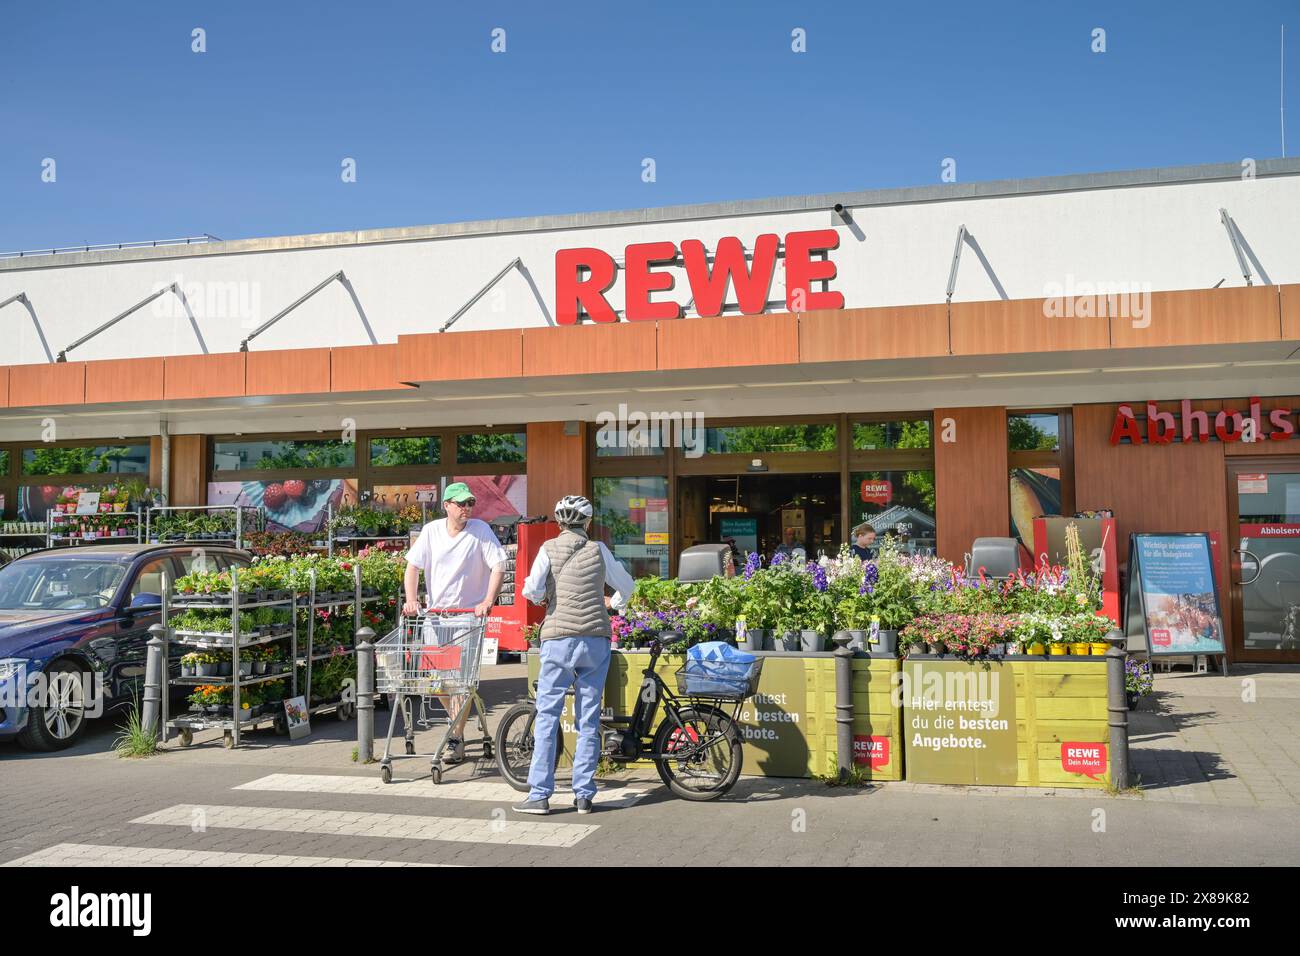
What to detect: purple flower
<box><xmin>743</xmin><ymin>552</ymin><xmax>762</xmax><ymax>580</ymax></box>
<box><xmin>771</xmin><ymin>551</ymin><xmax>788</xmax><ymax>568</ymax></box>
<box><xmin>810</xmin><ymin>564</ymin><xmax>828</xmax><ymax>593</ymax></box>
<box><xmin>859</xmin><ymin>562</ymin><xmax>878</xmax><ymax>595</ymax></box>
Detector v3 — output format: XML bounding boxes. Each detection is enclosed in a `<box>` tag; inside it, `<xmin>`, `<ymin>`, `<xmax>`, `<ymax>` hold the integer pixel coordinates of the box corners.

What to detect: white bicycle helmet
<box><xmin>554</xmin><ymin>495</ymin><xmax>593</xmax><ymax>527</ymax></box>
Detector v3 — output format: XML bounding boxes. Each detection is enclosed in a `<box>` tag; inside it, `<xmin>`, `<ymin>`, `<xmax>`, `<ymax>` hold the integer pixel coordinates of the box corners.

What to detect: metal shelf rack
<box><xmin>45</xmin><ymin>508</ymin><xmax>143</xmax><ymax>547</ymax></box>
<box><xmin>161</xmin><ymin>567</ymin><xmax>298</xmax><ymax>749</ymax></box>
<box><xmin>146</xmin><ymin>504</ymin><xmax>264</xmax><ymax>550</ymax></box>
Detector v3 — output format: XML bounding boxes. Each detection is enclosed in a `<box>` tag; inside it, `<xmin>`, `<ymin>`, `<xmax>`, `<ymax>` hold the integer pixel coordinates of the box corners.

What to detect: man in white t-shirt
<box><xmin>403</xmin><ymin>482</ymin><xmax>507</xmax><ymax>762</ymax></box>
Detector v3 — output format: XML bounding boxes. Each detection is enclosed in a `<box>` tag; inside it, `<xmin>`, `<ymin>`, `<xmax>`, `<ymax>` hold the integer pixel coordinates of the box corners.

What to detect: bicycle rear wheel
<box><xmin>652</xmin><ymin>705</ymin><xmax>743</xmax><ymax>801</ymax></box>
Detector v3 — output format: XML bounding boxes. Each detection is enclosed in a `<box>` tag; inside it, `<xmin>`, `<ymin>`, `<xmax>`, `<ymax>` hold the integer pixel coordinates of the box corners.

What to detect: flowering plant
<box><xmin>1125</xmin><ymin>657</ymin><xmax>1153</xmax><ymax>696</ymax></box>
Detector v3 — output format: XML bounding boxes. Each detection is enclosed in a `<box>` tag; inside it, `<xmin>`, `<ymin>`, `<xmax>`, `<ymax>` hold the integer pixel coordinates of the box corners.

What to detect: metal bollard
<box><xmin>143</xmin><ymin>625</ymin><xmax>166</xmax><ymax>741</ymax></box>
<box><xmin>356</xmin><ymin>627</ymin><xmax>376</xmax><ymax>763</ymax></box>
<box><xmin>1105</xmin><ymin>628</ymin><xmax>1129</xmax><ymax>790</ymax></box>
<box><xmin>832</xmin><ymin>632</ymin><xmax>855</xmax><ymax>782</ymax></box>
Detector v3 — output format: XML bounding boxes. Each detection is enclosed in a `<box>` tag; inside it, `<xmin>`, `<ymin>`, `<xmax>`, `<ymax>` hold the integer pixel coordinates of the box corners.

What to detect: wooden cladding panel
<box><xmin>656</xmin><ymin>313</ymin><xmax>798</xmax><ymax>370</ymax></box>
<box><xmin>331</xmin><ymin>343</ymin><xmax>402</xmax><ymax>393</ymax></box>
<box><xmin>950</xmin><ymin>297</ymin><xmax>1110</xmax><ymax>355</ymax></box>
<box><xmin>245</xmin><ymin>347</ymin><xmax>332</xmax><ymax>396</ymax></box>
<box><xmin>397</xmin><ymin>330</ymin><xmax>523</xmax><ymax>382</ymax></box>
<box><xmin>522</xmin><ymin>322</ymin><xmax>657</xmax><ymax>377</ymax></box>
<box><xmin>799</xmin><ymin>305</ymin><xmax>949</xmax><ymax>363</ymax></box>
<box><xmin>8</xmin><ymin>362</ymin><xmax>85</xmax><ymax>407</ymax></box>
<box><xmin>85</xmin><ymin>357</ymin><xmax>165</xmax><ymax>404</ymax></box>
<box><xmin>1109</xmin><ymin>286</ymin><xmax>1280</xmax><ymax>349</ymax></box>
<box><xmin>168</xmin><ymin>434</ymin><xmax>207</xmax><ymax>506</ymax></box>
<box><xmin>526</xmin><ymin>421</ymin><xmax>587</xmax><ymax>515</ymax></box>
<box><xmin>1281</xmin><ymin>284</ymin><xmax>1300</xmax><ymax>342</ymax></box>
<box><xmin>163</xmin><ymin>353</ymin><xmax>246</xmax><ymax>400</ymax></box>
<box><xmin>933</xmin><ymin>406</ymin><xmax>1009</xmax><ymax>564</ymax></box>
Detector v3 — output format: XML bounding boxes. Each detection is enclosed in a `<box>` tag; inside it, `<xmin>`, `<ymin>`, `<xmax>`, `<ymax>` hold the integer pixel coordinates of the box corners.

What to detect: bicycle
<box><xmin>493</xmin><ymin>639</ymin><xmax>760</xmax><ymax>801</ymax></box>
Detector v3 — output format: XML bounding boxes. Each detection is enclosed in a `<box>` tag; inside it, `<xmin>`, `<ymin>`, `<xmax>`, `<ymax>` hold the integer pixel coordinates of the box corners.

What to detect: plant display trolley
<box><xmin>298</xmin><ymin>564</ymin><xmax>396</xmax><ymax>721</ymax></box>
<box><xmin>161</xmin><ymin>568</ymin><xmax>298</xmax><ymax>749</ymax></box>
<box><xmin>46</xmin><ymin>508</ymin><xmax>142</xmax><ymax>547</ymax></box>
<box><xmin>0</xmin><ymin>520</ymin><xmax>47</xmax><ymax>562</ymax></box>
<box><xmin>146</xmin><ymin>504</ymin><xmax>264</xmax><ymax>549</ymax></box>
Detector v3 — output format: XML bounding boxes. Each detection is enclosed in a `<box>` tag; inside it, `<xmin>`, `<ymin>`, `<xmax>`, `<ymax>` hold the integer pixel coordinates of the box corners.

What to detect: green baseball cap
<box><xmin>443</xmin><ymin>482</ymin><xmax>475</xmax><ymax>503</ymax></box>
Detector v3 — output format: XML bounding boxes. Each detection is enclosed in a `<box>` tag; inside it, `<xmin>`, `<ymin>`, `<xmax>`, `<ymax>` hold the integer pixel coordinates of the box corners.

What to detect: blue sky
<box><xmin>1</xmin><ymin>1</ymin><xmax>1294</xmax><ymax>251</ymax></box>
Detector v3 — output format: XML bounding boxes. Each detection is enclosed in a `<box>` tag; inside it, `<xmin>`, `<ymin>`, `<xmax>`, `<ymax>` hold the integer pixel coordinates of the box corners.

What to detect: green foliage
<box><xmin>370</xmin><ymin>436</ymin><xmax>440</xmax><ymax>466</ymax></box>
<box><xmin>113</xmin><ymin>695</ymin><xmax>160</xmax><ymax>758</ymax></box>
<box><xmin>456</xmin><ymin>432</ymin><xmax>526</xmax><ymax>463</ymax></box>
<box><xmin>707</xmin><ymin>424</ymin><xmax>836</xmax><ymax>454</ymax></box>
<box><xmin>23</xmin><ymin>444</ymin><xmax>141</xmax><ymax>476</ymax></box>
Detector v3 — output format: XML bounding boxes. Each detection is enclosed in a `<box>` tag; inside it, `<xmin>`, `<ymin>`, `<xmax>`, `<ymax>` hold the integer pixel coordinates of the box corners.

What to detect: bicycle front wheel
<box><xmin>652</xmin><ymin>705</ymin><xmax>743</xmax><ymax>801</ymax></box>
<box><xmin>494</xmin><ymin>702</ymin><xmax>540</xmax><ymax>792</ymax></box>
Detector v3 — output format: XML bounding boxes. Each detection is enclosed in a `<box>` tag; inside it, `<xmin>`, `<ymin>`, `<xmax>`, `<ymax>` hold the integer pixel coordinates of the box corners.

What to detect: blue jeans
<box><xmin>527</xmin><ymin>636</ymin><xmax>612</xmax><ymax>802</ymax></box>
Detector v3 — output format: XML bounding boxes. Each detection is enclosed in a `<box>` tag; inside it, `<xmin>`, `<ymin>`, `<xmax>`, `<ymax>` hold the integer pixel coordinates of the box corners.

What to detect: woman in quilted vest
<box><xmin>514</xmin><ymin>495</ymin><xmax>636</xmax><ymax>815</ymax></box>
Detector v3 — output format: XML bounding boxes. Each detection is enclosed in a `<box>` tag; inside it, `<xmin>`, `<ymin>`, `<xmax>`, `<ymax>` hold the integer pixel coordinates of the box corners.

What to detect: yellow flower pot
<box><xmin>1027</xmin><ymin>643</ymin><xmax>1047</xmax><ymax>655</ymax></box>
<box><xmin>1048</xmin><ymin>644</ymin><xmax>1068</xmax><ymax>656</ymax></box>
<box><xmin>1069</xmin><ymin>642</ymin><xmax>1090</xmax><ymax>655</ymax></box>
<box><xmin>1090</xmin><ymin>642</ymin><xmax>1109</xmax><ymax>655</ymax></box>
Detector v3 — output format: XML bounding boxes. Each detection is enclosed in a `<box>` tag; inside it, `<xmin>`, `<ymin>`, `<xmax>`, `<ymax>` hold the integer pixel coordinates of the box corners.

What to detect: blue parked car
<box><xmin>0</xmin><ymin>543</ymin><xmax>252</xmax><ymax>751</ymax></box>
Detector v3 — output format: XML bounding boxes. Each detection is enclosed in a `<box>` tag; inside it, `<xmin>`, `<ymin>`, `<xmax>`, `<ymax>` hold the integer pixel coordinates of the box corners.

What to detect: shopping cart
<box><xmin>375</xmin><ymin>611</ymin><xmax>493</xmax><ymax>784</ymax></box>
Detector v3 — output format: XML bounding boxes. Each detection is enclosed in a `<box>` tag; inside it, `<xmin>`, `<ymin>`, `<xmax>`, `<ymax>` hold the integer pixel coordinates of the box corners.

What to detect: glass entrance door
<box><xmin>1229</xmin><ymin>463</ymin><xmax>1300</xmax><ymax>660</ymax></box>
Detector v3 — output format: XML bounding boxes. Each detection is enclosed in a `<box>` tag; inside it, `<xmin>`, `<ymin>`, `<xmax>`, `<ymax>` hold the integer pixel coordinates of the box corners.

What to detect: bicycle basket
<box><xmin>674</xmin><ymin>656</ymin><xmax>763</xmax><ymax>700</ymax></box>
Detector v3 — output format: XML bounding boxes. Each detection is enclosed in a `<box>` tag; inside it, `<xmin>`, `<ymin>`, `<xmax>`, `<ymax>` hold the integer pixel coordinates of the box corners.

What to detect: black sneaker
<box><xmin>512</xmin><ymin>797</ymin><xmax>551</xmax><ymax>815</ymax></box>
<box><xmin>575</xmin><ymin>797</ymin><xmax>594</xmax><ymax>814</ymax></box>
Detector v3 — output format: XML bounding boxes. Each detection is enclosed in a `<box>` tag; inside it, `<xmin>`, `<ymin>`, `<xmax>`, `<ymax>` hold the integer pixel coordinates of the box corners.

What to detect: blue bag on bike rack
<box><xmin>680</xmin><ymin>641</ymin><xmax>761</xmax><ymax>698</ymax></box>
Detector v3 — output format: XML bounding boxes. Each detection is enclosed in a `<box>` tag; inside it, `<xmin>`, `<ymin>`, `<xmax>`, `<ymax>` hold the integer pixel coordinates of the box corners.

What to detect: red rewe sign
<box><xmin>1060</xmin><ymin>742</ymin><xmax>1107</xmax><ymax>780</ymax></box>
<box><xmin>555</xmin><ymin>229</ymin><xmax>844</xmax><ymax>325</ymax></box>
<box><xmin>860</xmin><ymin>479</ymin><xmax>892</xmax><ymax>506</ymax></box>
<box><xmin>853</xmin><ymin>734</ymin><xmax>890</xmax><ymax>768</ymax></box>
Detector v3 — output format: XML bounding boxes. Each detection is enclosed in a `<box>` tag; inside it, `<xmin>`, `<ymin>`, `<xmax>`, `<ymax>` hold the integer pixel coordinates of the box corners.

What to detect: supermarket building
<box><xmin>1</xmin><ymin>158</ymin><xmax>1299</xmax><ymax>663</ymax></box>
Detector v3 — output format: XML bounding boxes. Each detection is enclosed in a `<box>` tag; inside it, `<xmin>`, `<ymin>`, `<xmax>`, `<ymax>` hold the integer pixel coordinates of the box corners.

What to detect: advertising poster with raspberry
<box><xmin>207</xmin><ymin>479</ymin><xmax>357</xmax><ymax>532</ymax></box>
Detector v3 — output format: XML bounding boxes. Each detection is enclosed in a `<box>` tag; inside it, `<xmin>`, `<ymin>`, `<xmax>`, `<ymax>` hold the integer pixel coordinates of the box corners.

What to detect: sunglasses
<box><xmin>449</xmin><ymin>498</ymin><xmax>477</xmax><ymax>508</ymax></box>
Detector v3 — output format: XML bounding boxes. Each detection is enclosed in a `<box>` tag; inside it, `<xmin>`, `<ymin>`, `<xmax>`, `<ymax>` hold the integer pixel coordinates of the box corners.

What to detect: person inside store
<box><xmin>402</xmin><ymin>481</ymin><xmax>507</xmax><ymax>764</ymax></box>
<box><xmin>514</xmin><ymin>495</ymin><xmax>636</xmax><ymax>816</ymax></box>
<box><xmin>851</xmin><ymin>522</ymin><xmax>878</xmax><ymax>561</ymax></box>
<box><xmin>774</xmin><ymin>526</ymin><xmax>806</xmax><ymax>561</ymax></box>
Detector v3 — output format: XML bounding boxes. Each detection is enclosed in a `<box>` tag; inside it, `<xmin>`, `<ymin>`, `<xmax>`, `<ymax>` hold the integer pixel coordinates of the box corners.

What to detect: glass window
<box><xmin>0</xmin><ymin>556</ymin><xmax>128</xmax><ymax>610</ymax></box>
<box><xmin>703</xmin><ymin>424</ymin><xmax>836</xmax><ymax>454</ymax></box>
<box><xmin>852</xmin><ymin>419</ymin><xmax>931</xmax><ymax>450</ymax></box>
<box><xmin>1008</xmin><ymin>414</ymin><xmax>1060</xmax><ymax>451</ymax></box>
<box><xmin>455</xmin><ymin>432</ymin><xmax>526</xmax><ymax>464</ymax></box>
<box><xmin>591</xmin><ymin>476</ymin><xmax>669</xmax><ymax>579</ymax></box>
<box><xmin>849</xmin><ymin>470</ymin><xmax>937</xmax><ymax>555</ymax></box>
<box><xmin>370</xmin><ymin>436</ymin><xmax>441</xmax><ymax>467</ymax></box>
<box><xmin>128</xmin><ymin>558</ymin><xmax>171</xmax><ymax>607</ymax></box>
<box><xmin>0</xmin><ymin>450</ymin><xmax>10</xmax><ymax>474</ymax></box>
<box><xmin>1010</xmin><ymin>467</ymin><xmax>1063</xmax><ymax>548</ymax></box>
<box><xmin>212</xmin><ymin>439</ymin><xmax>355</xmax><ymax>471</ymax></box>
<box><xmin>22</xmin><ymin>444</ymin><xmax>149</xmax><ymax>476</ymax></box>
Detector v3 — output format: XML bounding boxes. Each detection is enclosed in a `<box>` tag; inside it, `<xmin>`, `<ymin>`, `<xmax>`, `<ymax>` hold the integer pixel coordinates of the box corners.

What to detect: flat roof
<box><xmin>5</xmin><ymin>157</ymin><xmax>1299</xmax><ymax>272</ymax></box>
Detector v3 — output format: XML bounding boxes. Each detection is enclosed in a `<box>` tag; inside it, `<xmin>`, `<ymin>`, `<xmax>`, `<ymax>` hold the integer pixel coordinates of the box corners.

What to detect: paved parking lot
<box><xmin>2</xmin><ymin>664</ymin><xmax>1297</xmax><ymax>867</ymax></box>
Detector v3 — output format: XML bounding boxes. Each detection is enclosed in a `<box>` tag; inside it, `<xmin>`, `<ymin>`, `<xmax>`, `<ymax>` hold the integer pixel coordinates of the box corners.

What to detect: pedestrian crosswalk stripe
<box><xmin>4</xmin><ymin>843</ymin><xmax>451</xmax><ymax>867</ymax></box>
<box><xmin>132</xmin><ymin>804</ymin><xmax>598</xmax><ymax>848</ymax></box>
<box><xmin>235</xmin><ymin>773</ymin><xmax>649</xmax><ymax>808</ymax></box>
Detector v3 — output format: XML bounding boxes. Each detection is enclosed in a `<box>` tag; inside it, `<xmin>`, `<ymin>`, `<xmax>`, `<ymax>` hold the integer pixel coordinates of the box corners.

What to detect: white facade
<box><xmin>2</xmin><ymin>160</ymin><xmax>1297</xmax><ymax>367</ymax></box>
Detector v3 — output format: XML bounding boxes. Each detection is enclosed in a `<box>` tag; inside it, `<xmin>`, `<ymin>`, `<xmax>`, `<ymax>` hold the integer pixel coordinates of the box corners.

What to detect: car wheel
<box><xmin>17</xmin><ymin>660</ymin><xmax>89</xmax><ymax>752</ymax></box>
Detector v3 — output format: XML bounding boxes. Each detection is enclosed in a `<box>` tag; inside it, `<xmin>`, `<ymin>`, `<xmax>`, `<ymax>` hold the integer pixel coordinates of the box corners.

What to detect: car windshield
<box><xmin>0</xmin><ymin>557</ymin><xmax>128</xmax><ymax>611</ymax></box>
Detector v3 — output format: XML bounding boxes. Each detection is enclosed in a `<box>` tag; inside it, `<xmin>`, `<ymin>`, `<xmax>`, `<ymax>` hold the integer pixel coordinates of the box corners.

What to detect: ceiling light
<box><xmin>853</xmin><ymin>374</ymin><xmax>972</xmax><ymax>384</ymax></box>
<box><xmin>431</xmin><ymin>393</ymin><xmax>528</xmax><ymax>401</ymax></box>
<box><xmin>976</xmin><ymin>369</ymin><xmax>1099</xmax><ymax>379</ymax></box>
<box><xmin>743</xmin><ymin>379</ymin><xmax>854</xmax><ymax>388</ymax></box>
<box><xmin>1099</xmin><ymin>363</ymin><xmax>1229</xmax><ymax>373</ymax></box>
<box><xmin>530</xmin><ymin>388</ymin><xmax>628</xmax><ymax>397</ymax></box>
<box><xmin>1229</xmin><ymin>359</ymin><xmax>1300</xmax><ymax>368</ymax></box>
<box><xmin>635</xmin><ymin>384</ymin><xmax>737</xmax><ymax>392</ymax></box>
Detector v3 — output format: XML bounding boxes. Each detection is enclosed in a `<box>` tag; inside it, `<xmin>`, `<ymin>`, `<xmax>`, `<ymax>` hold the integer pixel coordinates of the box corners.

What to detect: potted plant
<box><xmin>736</xmin><ymin>556</ymin><xmax>780</xmax><ymax>650</ymax></box>
<box><xmin>194</xmin><ymin>653</ymin><xmax>220</xmax><ymax>678</ymax></box>
<box><xmin>1125</xmin><ymin>657</ymin><xmax>1153</xmax><ymax>709</ymax></box>
<box><xmin>180</xmin><ymin>652</ymin><xmax>199</xmax><ymax>678</ymax></box>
